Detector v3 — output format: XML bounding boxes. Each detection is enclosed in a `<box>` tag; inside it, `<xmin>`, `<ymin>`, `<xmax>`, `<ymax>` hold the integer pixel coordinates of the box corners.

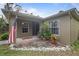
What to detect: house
<box><xmin>2</xmin><ymin>8</ymin><xmax>79</xmax><ymax>45</ymax></box>
<box><xmin>43</xmin><ymin>8</ymin><xmax>79</xmax><ymax>45</ymax></box>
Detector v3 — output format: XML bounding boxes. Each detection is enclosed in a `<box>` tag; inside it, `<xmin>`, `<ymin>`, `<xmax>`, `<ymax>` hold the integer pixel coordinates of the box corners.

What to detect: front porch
<box><xmin>14</xmin><ymin>36</ymin><xmax>67</xmax><ymax>48</ymax></box>
<box><xmin>16</xmin><ymin>19</ymin><xmax>40</xmax><ymax>38</ymax></box>
<box><xmin>9</xmin><ymin>36</ymin><xmax>70</xmax><ymax>51</ymax></box>
<box><xmin>15</xmin><ymin>36</ymin><xmax>52</xmax><ymax>48</ymax></box>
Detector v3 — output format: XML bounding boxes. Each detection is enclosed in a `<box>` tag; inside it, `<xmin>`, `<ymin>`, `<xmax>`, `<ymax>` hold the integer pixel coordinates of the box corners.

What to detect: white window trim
<box><xmin>22</xmin><ymin>22</ymin><xmax>29</xmax><ymax>33</ymax></box>
<box><xmin>49</xmin><ymin>20</ymin><xmax>60</xmax><ymax>36</ymax></box>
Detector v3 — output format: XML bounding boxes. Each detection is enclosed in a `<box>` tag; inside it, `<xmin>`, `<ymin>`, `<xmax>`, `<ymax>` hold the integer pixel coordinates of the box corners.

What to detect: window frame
<box><xmin>21</xmin><ymin>22</ymin><xmax>29</xmax><ymax>33</ymax></box>
<box><xmin>49</xmin><ymin>20</ymin><xmax>60</xmax><ymax>36</ymax></box>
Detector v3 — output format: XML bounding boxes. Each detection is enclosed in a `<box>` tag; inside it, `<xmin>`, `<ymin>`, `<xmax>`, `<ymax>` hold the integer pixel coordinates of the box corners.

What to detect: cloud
<box><xmin>21</xmin><ymin>8</ymin><xmax>47</xmax><ymax>17</ymax></box>
<box><xmin>0</xmin><ymin>3</ymin><xmax>5</xmax><ymax>8</ymax></box>
<box><xmin>21</xmin><ymin>7</ymin><xmax>59</xmax><ymax>18</ymax></box>
<box><xmin>71</xmin><ymin>3</ymin><xmax>79</xmax><ymax>10</ymax></box>
<box><xmin>26</xmin><ymin>8</ymin><xmax>45</xmax><ymax>17</ymax></box>
<box><xmin>0</xmin><ymin>3</ymin><xmax>5</xmax><ymax>15</ymax></box>
<box><xmin>0</xmin><ymin>4</ymin><xmax>49</xmax><ymax>18</ymax></box>
<box><xmin>27</xmin><ymin>8</ymin><xmax>37</xmax><ymax>14</ymax></box>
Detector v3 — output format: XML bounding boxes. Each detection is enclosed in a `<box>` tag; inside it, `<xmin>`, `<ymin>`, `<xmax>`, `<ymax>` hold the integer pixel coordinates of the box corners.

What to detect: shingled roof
<box><xmin>2</xmin><ymin>8</ymin><xmax>79</xmax><ymax>23</ymax></box>
<box><xmin>43</xmin><ymin>8</ymin><xmax>79</xmax><ymax>21</ymax></box>
<box><xmin>1</xmin><ymin>9</ymin><xmax>43</xmax><ymax>23</ymax></box>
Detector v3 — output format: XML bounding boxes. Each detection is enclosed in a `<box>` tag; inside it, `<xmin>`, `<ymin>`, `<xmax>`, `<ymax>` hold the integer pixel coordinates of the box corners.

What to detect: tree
<box><xmin>4</xmin><ymin>3</ymin><xmax>22</xmax><ymax>12</ymax></box>
<box><xmin>14</xmin><ymin>4</ymin><xmax>22</xmax><ymax>12</ymax></box>
<box><xmin>4</xmin><ymin>3</ymin><xmax>14</xmax><ymax>11</ymax></box>
<box><xmin>0</xmin><ymin>17</ymin><xmax>8</xmax><ymax>34</ymax></box>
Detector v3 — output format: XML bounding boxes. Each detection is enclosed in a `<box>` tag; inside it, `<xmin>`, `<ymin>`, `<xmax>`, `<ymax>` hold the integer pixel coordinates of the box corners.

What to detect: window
<box><xmin>49</xmin><ymin>20</ymin><xmax>60</xmax><ymax>35</ymax></box>
<box><xmin>22</xmin><ymin>22</ymin><xmax>29</xmax><ymax>33</ymax></box>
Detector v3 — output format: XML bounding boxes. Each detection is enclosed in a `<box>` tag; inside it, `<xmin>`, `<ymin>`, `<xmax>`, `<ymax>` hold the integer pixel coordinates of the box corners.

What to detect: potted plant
<box><xmin>50</xmin><ymin>34</ymin><xmax>57</xmax><ymax>45</ymax></box>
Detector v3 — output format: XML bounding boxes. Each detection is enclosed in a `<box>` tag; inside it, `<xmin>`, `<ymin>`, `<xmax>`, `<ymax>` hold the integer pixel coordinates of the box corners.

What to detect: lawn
<box><xmin>0</xmin><ymin>45</ymin><xmax>79</xmax><ymax>56</ymax></box>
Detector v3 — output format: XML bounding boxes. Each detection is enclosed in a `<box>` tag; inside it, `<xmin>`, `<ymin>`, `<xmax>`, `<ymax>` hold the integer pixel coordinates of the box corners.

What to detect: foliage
<box><xmin>0</xmin><ymin>17</ymin><xmax>8</xmax><ymax>34</ymax></box>
<box><xmin>14</xmin><ymin>4</ymin><xmax>22</xmax><ymax>12</ymax></box>
<box><xmin>0</xmin><ymin>32</ymin><xmax>8</xmax><ymax>41</ymax></box>
<box><xmin>71</xmin><ymin>39</ymin><xmax>79</xmax><ymax>50</ymax></box>
<box><xmin>39</xmin><ymin>21</ymin><xmax>51</xmax><ymax>40</ymax></box>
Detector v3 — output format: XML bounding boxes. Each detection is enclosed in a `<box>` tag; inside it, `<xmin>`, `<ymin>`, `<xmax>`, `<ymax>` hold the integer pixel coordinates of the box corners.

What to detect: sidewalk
<box><xmin>0</xmin><ymin>40</ymin><xmax>8</xmax><ymax>45</ymax></box>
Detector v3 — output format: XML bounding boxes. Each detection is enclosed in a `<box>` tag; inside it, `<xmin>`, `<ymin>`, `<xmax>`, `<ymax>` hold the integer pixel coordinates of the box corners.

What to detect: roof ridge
<box><xmin>43</xmin><ymin>8</ymin><xmax>77</xmax><ymax>20</ymax></box>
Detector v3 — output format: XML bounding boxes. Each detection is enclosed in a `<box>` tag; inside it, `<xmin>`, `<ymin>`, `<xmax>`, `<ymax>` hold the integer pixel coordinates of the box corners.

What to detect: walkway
<box><xmin>0</xmin><ymin>40</ymin><xmax>8</xmax><ymax>45</ymax></box>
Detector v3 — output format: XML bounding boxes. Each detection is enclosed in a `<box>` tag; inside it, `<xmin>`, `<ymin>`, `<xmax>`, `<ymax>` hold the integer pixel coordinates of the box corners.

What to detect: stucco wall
<box><xmin>70</xmin><ymin>17</ymin><xmax>79</xmax><ymax>44</ymax></box>
<box><xmin>17</xmin><ymin>19</ymin><xmax>32</xmax><ymax>38</ymax></box>
<box><xmin>59</xmin><ymin>15</ymin><xmax>70</xmax><ymax>45</ymax></box>
<box><xmin>45</xmin><ymin>15</ymin><xmax>71</xmax><ymax>45</ymax></box>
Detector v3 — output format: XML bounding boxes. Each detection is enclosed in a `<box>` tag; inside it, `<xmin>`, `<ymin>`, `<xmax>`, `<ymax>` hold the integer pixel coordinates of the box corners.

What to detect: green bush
<box><xmin>39</xmin><ymin>30</ymin><xmax>51</xmax><ymax>40</ymax></box>
<box><xmin>39</xmin><ymin>21</ymin><xmax>51</xmax><ymax>40</ymax></box>
<box><xmin>0</xmin><ymin>33</ymin><xmax>8</xmax><ymax>41</ymax></box>
<box><xmin>71</xmin><ymin>40</ymin><xmax>79</xmax><ymax>50</ymax></box>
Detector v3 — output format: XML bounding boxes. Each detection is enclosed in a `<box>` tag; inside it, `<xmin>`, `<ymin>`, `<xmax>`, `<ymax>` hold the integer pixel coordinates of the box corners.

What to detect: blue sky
<box><xmin>0</xmin><ymin>3</ymin><xmax>79</xmax><ymax>17</ymax></box>
<box><xmin>17</xmin><ymin>3</ymin><xmax>79</xmax><ymax>17</ymax></box>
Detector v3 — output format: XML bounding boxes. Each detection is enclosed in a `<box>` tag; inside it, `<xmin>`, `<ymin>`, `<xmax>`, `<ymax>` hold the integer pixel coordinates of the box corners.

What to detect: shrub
<box><xmin>39</xmin><ymin>21</ymin><xmax>51</xmax><ymax>40</ymax></box>
<box><xmin>39</xmin><ymin>30</ymin><xmax>51</xmax><ymax>40</ymax></box>
<box><xmin>0</xmin><ymin>33</ymin><xmax>8</xmax><ymax>41</ymax></box>
<box><xmin>71</xmin><ymin>39</ymin><xmax>79</xmax><ymax>50</ymax></box>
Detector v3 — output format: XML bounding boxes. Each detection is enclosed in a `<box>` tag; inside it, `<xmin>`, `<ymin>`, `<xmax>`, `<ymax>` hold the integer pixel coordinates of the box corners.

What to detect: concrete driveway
<box><xmin>0</xmin><ymin>40</ymin><xmax>8</xmax><ymax>45</ymax></box>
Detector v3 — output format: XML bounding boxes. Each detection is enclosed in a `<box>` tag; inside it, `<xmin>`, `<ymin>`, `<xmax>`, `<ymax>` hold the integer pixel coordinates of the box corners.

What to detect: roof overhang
<box><xmin>2</xmin><ymin>8</ymin><xmax>79</xmax><ymax>23</ymax></box>
<box><xmin>43</xmin><ymin>8</ymin><xmax>79</xmax><ymax>22</ymax></box>
<box><xmin>1</xmin><ymin>9</ymin><xmax>43</xmax><ymax>23</ymax></box>
<box><xmin>70</xmin><ymin>8</ymin><xmax>79</xmax><ymax>21</ymax></box>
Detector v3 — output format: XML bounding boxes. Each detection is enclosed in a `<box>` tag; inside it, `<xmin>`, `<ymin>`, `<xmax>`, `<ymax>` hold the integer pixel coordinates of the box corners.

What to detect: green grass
<box><xmin>0</xmin><ymin>44</ymin><xmax>55</xmax><ymax>56</ymax></box>
<box><xmin>71</xmin><ymin>40</ymin><xmax>79</xmax><ymax>50</ymax></box>
<box><xmin>0</xmin><ymin>44</ymin><xmax>79</xmax><ymax>56</ymax></box>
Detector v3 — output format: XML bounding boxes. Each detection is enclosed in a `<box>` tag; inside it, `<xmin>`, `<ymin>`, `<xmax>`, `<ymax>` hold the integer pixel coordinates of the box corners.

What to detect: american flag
<box><xmin>8</xmin><ymin>16</ymin><xmax>17</xmax><ymax>44</ymax></box>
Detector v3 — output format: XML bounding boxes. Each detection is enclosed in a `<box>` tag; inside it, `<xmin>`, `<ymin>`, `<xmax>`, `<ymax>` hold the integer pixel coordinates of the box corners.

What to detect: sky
<box><xmin>0</xmin><ymin>3</ymin><xmax>79</xmax><ymax>17</ymax></box>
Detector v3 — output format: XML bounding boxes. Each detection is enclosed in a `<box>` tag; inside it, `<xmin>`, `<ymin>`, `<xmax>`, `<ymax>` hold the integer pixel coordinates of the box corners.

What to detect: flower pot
<box><xmin>51</xmin><ymin>37</ymin><xmax>57</xmax><ymax>45</ymax></box>
<box><xmin>51</xmin><ymin>34</ymin><xmax>57</xmax><ymax>45</ymax></box>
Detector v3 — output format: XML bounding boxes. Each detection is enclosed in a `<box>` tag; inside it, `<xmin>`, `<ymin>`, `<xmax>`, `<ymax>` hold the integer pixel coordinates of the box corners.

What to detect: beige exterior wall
<box><xmin>9</xmin><ymin>14</ymin><xmax>79</xmax><ymax>45</ymax></box>
<box><xmin>70</xmin><ymin>17</ymin><xmax>79</xmax><ymax>44</ymax></box>
<box><xmin>59</xmin><ymin>15</ymin><xmax>70</xmax><ymax>45</ymax></box>
<box><xmin>17</xmin><ymin>19</ymin><xmax>32</xmax><ymax>38</ymax></box>
<box><xmin>46</xmin><ymin>15</ymin><xmax>71</xmax><ymax>45</ymax></box>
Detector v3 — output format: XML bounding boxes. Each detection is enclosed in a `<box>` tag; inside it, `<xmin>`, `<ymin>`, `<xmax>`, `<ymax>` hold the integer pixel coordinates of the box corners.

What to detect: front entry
<box><xmin>32</xmin><ymin>22</ymin><xmax>39</xmax><ymax>36</ymax></box>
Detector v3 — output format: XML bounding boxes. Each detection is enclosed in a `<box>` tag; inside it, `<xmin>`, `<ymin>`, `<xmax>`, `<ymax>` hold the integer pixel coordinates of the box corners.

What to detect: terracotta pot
<box><xmin>51</xmin><ymin>37</ymin><xmax>57</xmax><ymax>45</ymax></box>
<box><xmin>52</xmin><ymin>39</ymin><xmax>56</xmax><ymax>44</ymax></box>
